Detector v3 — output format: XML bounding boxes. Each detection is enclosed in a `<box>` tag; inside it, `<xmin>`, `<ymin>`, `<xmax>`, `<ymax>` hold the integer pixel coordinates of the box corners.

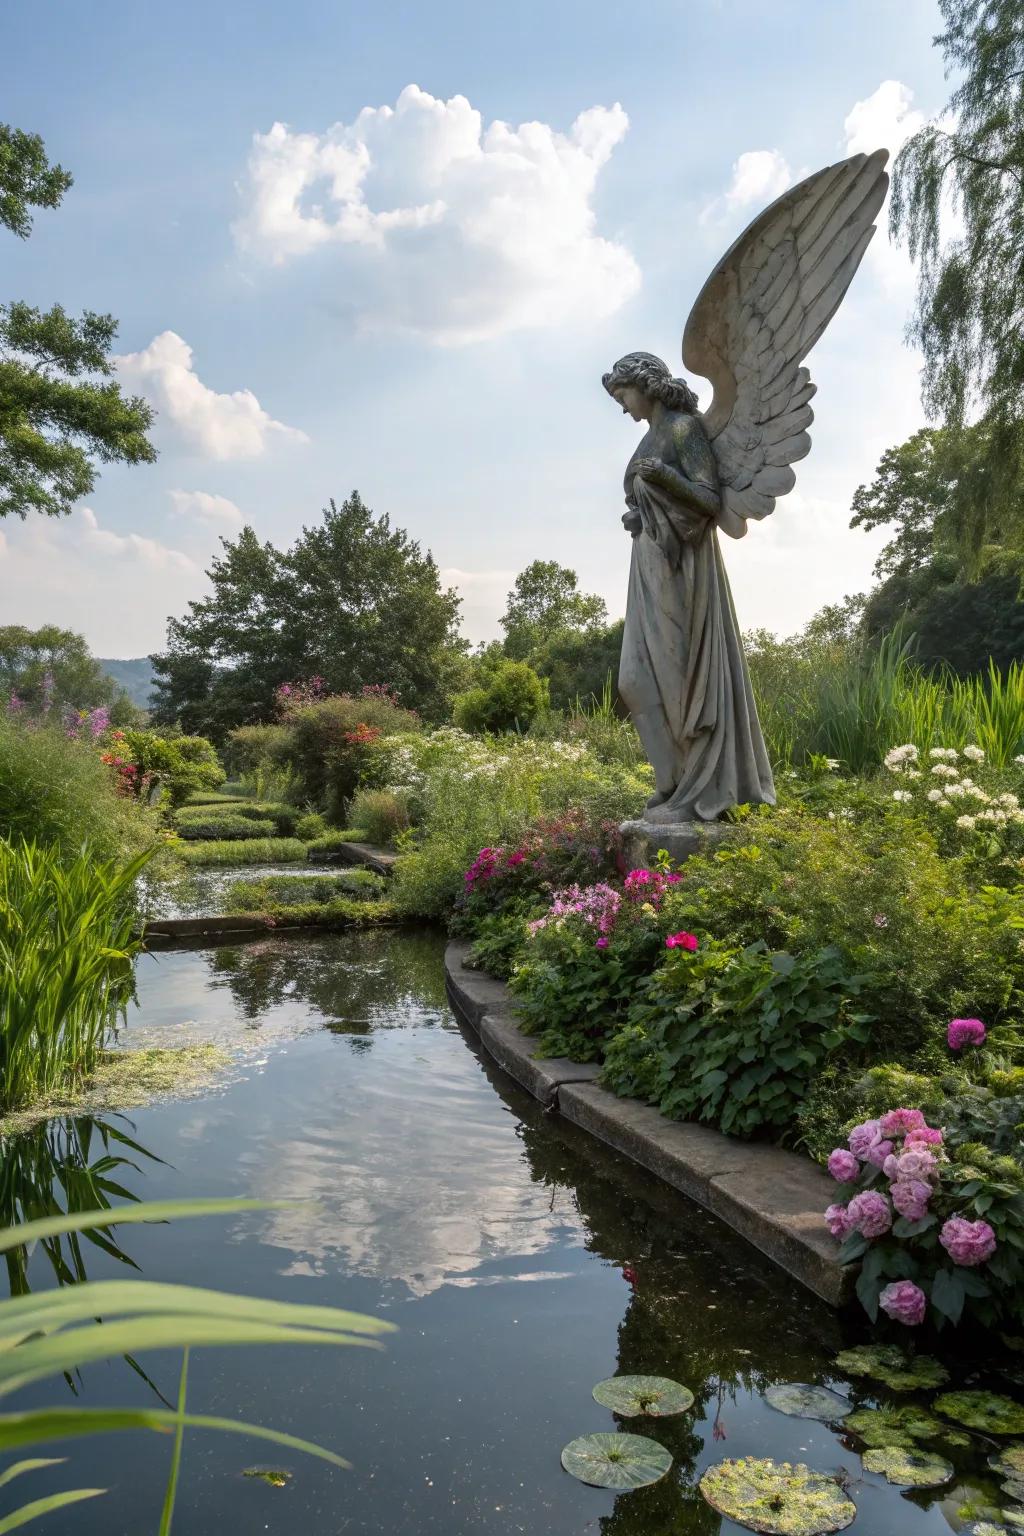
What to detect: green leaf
<box><xmin>931</xmin><ymin>1267</ymin><xmax>967</xmax><ymax>1326</ymax></box>
<box><xmin>862</xmin><ymin>1447</ymin><xmax>953</xmax><ymax>1487</ymax></box>
<box><xmin>0</xmin><ymin>1460</ymin><xmax>65</xmax><ymax>1491</ymax></box>
<box><xmin>763</xmin><ymin>1384</ymin><xmax>850</xmax><ymax>1421</ymax></box>
<box><xmin>699</xmin><ymin>1457</ymin><xmax>856</xmax><ymax>1534</ymax></box>
<box><xmin>0</xmin><ymin>1407</ymin><xmax>351</xmax><ymax>1468</ymax></box>
<box><xmin>560</xmin><ymin>1432</ymin><xmax>672</xmax><ymax>1489</ymax></box>
<box><xmin>0</xmin><ymin>1488</ymin><xmax>105</xmax><ymax>1535</ymax></box>
<box><xmin>0</xmin><ymin>1199</ymin><xmax>289</xmax><ymax>1256</ymax></box>
<box><xmin>591</xmin><ymin>1375</ymin><xmax>694</xmax><ymax>1418</ymax></box>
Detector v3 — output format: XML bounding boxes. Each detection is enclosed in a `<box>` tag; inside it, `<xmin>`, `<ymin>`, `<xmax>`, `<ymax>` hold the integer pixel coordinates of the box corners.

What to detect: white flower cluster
<box><xmin>883</xmin><ymin>743</ymin><xmax>919</xmax><ymax>774</ymax></box>
<box><xmin>884</xmin><ymin>739</ymin><xmax>1024</xmax><ymax>832</ymax></box>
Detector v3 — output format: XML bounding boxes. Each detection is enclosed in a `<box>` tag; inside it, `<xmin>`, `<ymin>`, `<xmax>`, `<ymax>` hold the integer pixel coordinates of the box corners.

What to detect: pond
<box><xmin>2</xmin><ymin>930</ymin><xmax>1019</xmax><ymax>1534</ymax></box>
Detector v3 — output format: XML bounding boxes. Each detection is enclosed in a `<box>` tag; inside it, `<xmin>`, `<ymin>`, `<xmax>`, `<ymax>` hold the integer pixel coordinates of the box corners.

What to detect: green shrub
<box><xmin>0</xmin><ymin>839</ymin><xmax>152</xmax><ymax>1111</ymax></box>
<box><xmin>181</xmin><ymin>789</ymin><xmax>247</xmax><ymax>806</ymax></box>
<box><xmin>270</xmin><ymin>691</ymin><xmax>421</xmax><ymax>811</ymax></box>
<box><xmin>304</xmin><ymin>829</ymin><xmax>369</xmax><ymax>857</ymax></box>
<box><xmin>178</xmin><ymin>837</ymin><xmax>306</xmax><ymax>866</ymax></box>
<box><xmin>348</xmin><ymin>788</ymin><xmax>409</xmax><ymax>847</ymax></box>
<box><xmin>222</xmin><ymin>869</ymin><xmax>387</xmax><ymax>911</ymax></box>
<box><xmin>465</xmin><ymin>910</ymin><xmax>536</xmax><ymax>980</ymax></box>
<box><xmin>119</xmin><ymin>729</ymin><xmax>224</xmax><ymax>807</ymax></box>
<box><xmin>0</xmin><ymin>715</ymin><xmax>160</xmax><ymax>864</ymax></box>
<box><xmin>177</xmin><ymin>800</ymin><xmax>299</xmax><ymax>836</ymax></box>
<box><xmin>173</xmin><ymin>813</ymin><xmax>275</xmax><ymax>842</ymax></box>
<box><xmin>244</xmin><ymin>897</ymin><xmax>394</xmax><ymax>930</ymax></box>
<box><xmin>602</xmin><ymin>941</ymin><xmax>873</xmax><ymax>1140</ymax></box>
<box><xmin>295</xmin><ymin>811</ymin><xmax>328</xmax><ymax>840</ymax></box>
<box><xmin>453</xmin><ymin>660</ymin><xmax>547</xmax><ymax>734</ymax></box>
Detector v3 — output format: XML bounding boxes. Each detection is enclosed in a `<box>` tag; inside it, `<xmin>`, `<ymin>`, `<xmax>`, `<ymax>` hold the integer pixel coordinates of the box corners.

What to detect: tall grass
<box><xmin>749</xmin><ymin>630</ymin><xmax>1024</xmax><ymax>772</ymax></box>
<box><xmin>177</xmin><ymin>836</ymin><xmax>306</xmax><ymax>866</ymax></box>
<box><xmin>0</xmin><ymin>841</ymin><xmax>152</xmax><ymax>1113</ymax></box>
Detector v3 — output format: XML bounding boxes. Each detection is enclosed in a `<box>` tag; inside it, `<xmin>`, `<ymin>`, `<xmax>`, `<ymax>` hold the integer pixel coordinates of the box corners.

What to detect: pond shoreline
<box><xmin>445</xmin><ymin>937</ymin><xmax>856</xmax><ymax>1308</ymax></box>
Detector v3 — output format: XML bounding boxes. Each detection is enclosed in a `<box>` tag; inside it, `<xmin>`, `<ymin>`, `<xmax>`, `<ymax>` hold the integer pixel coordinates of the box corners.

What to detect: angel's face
<box><xmin>612</xmin><ymin>384</ymin><xmax>650</xmax><ymax>423</ymax></box>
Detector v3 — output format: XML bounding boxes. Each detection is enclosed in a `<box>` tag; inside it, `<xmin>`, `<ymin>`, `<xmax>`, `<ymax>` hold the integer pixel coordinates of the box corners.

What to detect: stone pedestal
<box><xmin>620</xmin><ymin>818</ymin><xmax>731</xmax><ymax>870</ymax></box>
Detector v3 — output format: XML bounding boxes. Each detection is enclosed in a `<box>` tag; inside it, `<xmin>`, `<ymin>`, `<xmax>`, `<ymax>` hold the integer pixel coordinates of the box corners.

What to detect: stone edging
<box><xmin>444</xmin><ymin>939</ymin><xmax>855</xmax><ymax>1307</ymax></box>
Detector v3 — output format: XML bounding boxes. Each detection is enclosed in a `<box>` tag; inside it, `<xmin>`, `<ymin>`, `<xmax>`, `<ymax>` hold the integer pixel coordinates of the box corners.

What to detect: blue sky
<box><xmin>2</xmin><ymin>0</ymin><xmax>949</xmax><ymax>655</ymax></box>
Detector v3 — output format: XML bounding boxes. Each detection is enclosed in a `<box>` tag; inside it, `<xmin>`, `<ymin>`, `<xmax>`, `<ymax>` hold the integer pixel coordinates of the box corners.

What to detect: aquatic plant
<box><xmin>591</xmin><ymin>1375</ymin><xmax>694</xmax><ymax>1417</ymax></box>
<box><xmin>0</xmin><ymin>1199</ymin><xmax>394</xmax><ymax>1533</ymax></box>
<box><xmin>763</xmin><ymin>1385</ymin><xmax>850</xmax><ymax>1421</ymax></box>
<box><xmin>843</xmin><ymin>1404</ymin><xmax>946</xmax><ymax>1449</ymax></box>
<box><xmin>559</xmin><ymin>1432</ymin><xmax>672</xmax><ymax>1489</ymax></box>
<box><xmin>699</xmin><ymin>1457</ymin><xmax>856</xmax><ymax>1535</ymax></box>
<box><xmin>177</xmin><ymin>836</ymin><xmax>306</xmax><ymax>866</ymax></box>
<box><xmin>833</xmin><ymin>1345</ymin><xmax>949</xmax><ymax>1392</ymax></box>
<box><xmin>936</xmin><ymin>1392</ymin><xmax>1024</xmax><ymax>1435</ymax></box>
<box><xmin>862</xmin><ymin>1447</ymin><xmax>954</xmax><ymax>1486</ymax></box>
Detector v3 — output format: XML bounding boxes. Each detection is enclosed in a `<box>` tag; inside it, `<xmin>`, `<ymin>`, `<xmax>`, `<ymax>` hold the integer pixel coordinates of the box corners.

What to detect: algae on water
<box><xmin>862</xmin><ymin>1447</ymin><xmax>954</xmax><ymax>1487</ymax></box>
<box><xmin>833</xmin><ymin>1345</ymin><xmax>948</xmax><ymax>1392</ymax></box>
<box><xmin>699</xmin><ymin>1457</ymin><xmax>856</xmax><ymax>1535</ymax></box>
<box><xmin>0</xmin><ymin>1045</ymin><xmax>232</xmax><ymax>1136</ymax></box>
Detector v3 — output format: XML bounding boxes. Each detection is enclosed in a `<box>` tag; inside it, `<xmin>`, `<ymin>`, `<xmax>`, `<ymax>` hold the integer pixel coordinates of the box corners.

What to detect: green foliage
<box><xmin>222</xmin><ymin>870</ymin><xmax>387</xmax><ymax>911</ymax></box>
<box><xmin>175</xmin><ymin>801</ymin><xmax>297</xmax><ymax>836</ymax></box>
<box><xmin>303</xmin><ymin>829</ymin><xmax>369</xmax><ymax>857</ymax></box>
<box><xmin>294</xmin><ymin>810</ymin><xmax>327</xmax><ymax>840</ymax></box>
<box><xmin>465</xmin><ymin>910</ymin><xmax>536</xmax><ymax>980</ymax></box>
<box><xmin>0</xmin><ymin>124</ymin><xmax>72</xmax><ymax>238</ymax></box>
<box><xmin>0</xmin><ymin>714</ymin><xmax>159</xmax><ymax>864</ymax></box>
<box><xmin>0</xmin><ymin>626</ymin><xmax>125</xmax><ymax>715</ymax></box>
<box><xmin>173</xmin><ymin>813</ymin><xmax>277</xmax><ymax>843</ymax></box>
<box><xmin>453</xmin><ymin>660</ymin><xmax>547</xmax><ymax>734</ymax></box>
<box><xmin>151</xmin><ymin>495</ymin><xmax>467</xmax><ymax>737</ymax></box>
<box><xmin>348</xmin><ymin>788</ymin><xmax>409</xmax><ymax>847</ymax></box>
<box><xmin>177</xmin><ymin>837</ymin><xmax>306</xmax><ymax>867</ymax></box>
<box><xmin>0</xmin><ymin>839</ymin><xmax>152</xmax><ymax>1112</ymax></box>
<box><xmin>499</xmin><ymin>560</ymin><xmax>608</xmax><ymax>660</ymax></box>
<box><xmin>273</xmin><ymin>689</ymin><xmax>420</xmax><ymax>812</ymax></box>
<box><xmin>119</xmin><ymin>729</ymin><xmax>223</xmax><ymax>808</ymax></box>
<box><xmin>603</xmin><ymin>941</ymin><xmax>871</xmax><ymax>1139</ymax></box>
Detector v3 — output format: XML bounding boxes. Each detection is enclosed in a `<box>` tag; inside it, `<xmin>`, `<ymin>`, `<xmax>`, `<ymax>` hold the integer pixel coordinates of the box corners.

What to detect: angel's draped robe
<box><xmin>619</xmin><ymin>410</ymin><xmax>776</xmax><ymax>822</ymax></box>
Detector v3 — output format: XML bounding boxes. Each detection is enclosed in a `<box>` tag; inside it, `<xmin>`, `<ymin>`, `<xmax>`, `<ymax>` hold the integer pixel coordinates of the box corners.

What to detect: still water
<box><xmin>0</xmin><ymin>932</ymin><xmax>1013</xmax><ymax>1533</ymax></box>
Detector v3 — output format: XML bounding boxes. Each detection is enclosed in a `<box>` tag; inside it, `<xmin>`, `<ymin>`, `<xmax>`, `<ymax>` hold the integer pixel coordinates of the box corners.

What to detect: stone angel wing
<box><xmin>682</xmin><ymin>149</ymin><xmax>889</xmax><ymax>539</ymax></box>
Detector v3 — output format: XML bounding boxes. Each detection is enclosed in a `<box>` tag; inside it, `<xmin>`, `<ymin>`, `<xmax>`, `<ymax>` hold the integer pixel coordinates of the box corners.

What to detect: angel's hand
<box><xmin>622</xmin><ymin>509</ymin><xmax>642</xmax><ymax>536</ymax></box>
<box><xmin>632</xmin><ymin>456</ymin><xmax>662</xmax><ymax>480</ymax></box>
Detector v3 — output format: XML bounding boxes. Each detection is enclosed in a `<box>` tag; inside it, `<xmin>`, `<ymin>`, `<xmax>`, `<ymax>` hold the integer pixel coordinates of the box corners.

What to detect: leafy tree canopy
<box><xmin>0</xmin><ymin>623</ymin><xmax>136</xmax><ymax>717</ymax></box>
<box><xmin>151</xmin><ymin>492</ymin><xmax>468</xmax><ymax>739</ymax></box>
<box><xmin>499</xmin><ymin>560</ymin><xmax>608</xmax><ymax>659</ymax></box>
<box><xmin>0</xmin><ymin>124</ymin><xmax>156</xmax><ymax>517</ymax></box>
<box><xmin>890</xmin><ymin>0</ymin><xmax>1024</xmax><ymax>510</ymax></box>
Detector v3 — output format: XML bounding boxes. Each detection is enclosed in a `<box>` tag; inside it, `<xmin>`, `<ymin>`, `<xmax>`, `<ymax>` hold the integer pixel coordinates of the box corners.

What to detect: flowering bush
<box><xmin>882</xmin><ymin>741</ymin><xmax>1024</xmax><ymax>859</ymax></box>
<box><xmin>824</xmin><ymin>1100</ymin><xmax>1024</xmax><ymax>1330</ymax></box>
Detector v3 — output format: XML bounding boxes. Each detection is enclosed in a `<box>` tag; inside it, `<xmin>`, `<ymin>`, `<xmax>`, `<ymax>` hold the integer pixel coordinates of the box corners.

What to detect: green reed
<box><xmin>0</xmin><ymin>840</ymin><xmax>152</xmax><ymax>1113</ymax></box>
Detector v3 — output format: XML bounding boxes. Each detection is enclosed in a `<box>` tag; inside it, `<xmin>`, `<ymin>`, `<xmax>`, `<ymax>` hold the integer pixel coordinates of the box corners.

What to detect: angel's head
<box><xmin>602</xmin><ymin>352</ymin><xmax>698</xmax><ymax>422</ymax></box>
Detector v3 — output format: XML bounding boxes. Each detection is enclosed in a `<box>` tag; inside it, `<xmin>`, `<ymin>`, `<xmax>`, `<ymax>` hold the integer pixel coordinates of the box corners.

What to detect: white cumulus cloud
<box><xmin>116</xmin><ymin>331</ymin><xmax>309</xmax><ymax>460</ymax></box>
<box><xmin>168</xmin><ymin>489</ymin><xmax>245</xmax><ymax>526</ymax></box>
<box><xmin>700</xmin><ymin>149</ymin><xmax>796</xmax><ymax>227</ymax></box>
<box><xmin>844</xmin><ymin>79</ymin><xmax>924</xmax><ymax>159</ymax></box>
<box><xmin>234</xmin><ymin>84</ymin><xmax>640</xmax><ymax>344</ymax></box>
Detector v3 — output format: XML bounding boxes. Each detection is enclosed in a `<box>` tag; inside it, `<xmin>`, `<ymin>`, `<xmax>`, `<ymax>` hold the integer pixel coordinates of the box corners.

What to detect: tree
<box><xmin>151</xmin><ymin>493</ymin><xmax>468</xmax><ymax>738</ymax></box>
<box><xmin>499</xmin><ymin>560</ymin><xmax>607</xmax><ymax>659</ymax></box>
<box><xmin>453</xmin><ymin>660</ymin><xmax>548</xmax><ymax>733</ymax></box>
<box><xmin>890</xmin><ymin>0</ymin><xmax>1024</xmax><ymax>516</ymax></box>
<box><xmin>0</xmin><ymin>624</ymin><xmax>135</xmax><ymax>716</ymax></box>
<box><xmin>0</xmin><ymin>124</ymin><xmax>156</xmax><ymax>517</ymax></box>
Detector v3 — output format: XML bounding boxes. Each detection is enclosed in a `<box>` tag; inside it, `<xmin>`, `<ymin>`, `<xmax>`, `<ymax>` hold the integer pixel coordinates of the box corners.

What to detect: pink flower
<box><xmin>879</xmin><ymin>1108</ymin><xmax>926</xmax><ymax>1137</ymax></box>
<box><xmin>864</xmin><ymin>1139</ymin><xmax>895</xmax><ymax>1169</ymax></box>
<box><xmin>939</xmin><ymin>1216</ymin><xmax>997</xmax><ymax>1267</ymax></box>
<box><xmin>825</xmin><ymin>1203</ymin><xmax>854</xmax><ymax>1239</ymax></box>
<box><xmin>879</xmin><ymin>1280</ymin><xmax>927</xmax><ymax>1326</ymax></box>
<box><xmin>894</xmin><ymin>1148</ymin><xmax>938</xmax><ymax>1181</ymax></box>
<box><xmin>827</xmin><ymin>1149</ymin><xmax>860</xmax><ymax>1183</ymax></box>
<box><xmin>595</xmin><ymin>937</ymin><xmax>609</xmax><ymax>950</ymax></box>
<box><xmin>905</xmin><ymin>1126</ymin><xmax>943</xmax><ymax>1148</ymax></box>
<box><xmin>948</xmin><ymin>1017</ymin><xmax>986</xmax><ymax>1050</ymax></box>
<box><xmin>665</xmin><ymin>931</ymin><xmax>698</xmax><ymax>951</ymax></box>
<box><xmin>891</xmin><ymin>1179</ymin><xmax>932</xmax><ymax>1221</ymax></box>
<box><xmin>847</xmin><ymin>1189</ymin><xmax>892</xmax><ymax>1239</ymax></box>
<box><xmin>848</xmin><ymin>1119</ymin><xmax>882</xmax><ymax>1158</ymax></box>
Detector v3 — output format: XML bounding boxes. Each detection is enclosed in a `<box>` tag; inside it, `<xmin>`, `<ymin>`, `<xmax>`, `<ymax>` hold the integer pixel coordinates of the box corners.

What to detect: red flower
<box><xmin>665</xmin><ymin>931</ymin><xmax>698</xmax><ymax>951</ymax></box>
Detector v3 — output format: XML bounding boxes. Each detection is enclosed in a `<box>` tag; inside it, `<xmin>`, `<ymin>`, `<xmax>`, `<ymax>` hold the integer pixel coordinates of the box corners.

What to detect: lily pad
<box><xmin>699</xmin><ymin>1457</ymin><xmax>856</xmax><ymax>1535</ymax></box>
<box><xmin>833</xmin><ymin>1344</ymin><xmax>948</xmax><ymax>1392</ymax></box>
<box><xmin>764</xmin><ymin>1385</ymin><xmax>850</xmax><ymax>1422</ymax></box>
<box><xmin>1003</xmin><ymin>1481</ymin><xmax>1024</xmax><ymax>1504</ymax></box>
<box><xmin>936</xmin><ymin>1392</ymin><xmax>1024</xmax><ymax>1436</ymax></box>
<box><xmin>243</xmin><ymin>1467</ymin><xmax>291</xmax><ymax>1488</ymax></box>
<box><xmin>844</xmin><ymin>1405</ymin><xmax>944</xmax><ymax>1449</ymax></box>
<box><xmin>1003</xmin><ymin>1512</ymin><xmax>1024</xmax><ymax>1531</ymax></box>
<box><xmin>992</xmin><ymin>1448</ymin><xmax>1024</xmax><ymax>1482</ymax></box>
<box><xmin>592</xmin><ymin>1374</ymin><xmax>694</xmax><ymax>1418</ymax></box>
<box><xmin>862</xmin><ymin>1447</ymin><xmax>953</xmax><ymax>1487</ymax></box>
<box><xmin>560</xmin><ymin>1432</ymin><xmax>672</xmax><ymax>1489</ymax></box>
<box><xmin>963</xmin><ymin>1525</ymin><xmax>1014</xmax><ymax>1535</ymax></box>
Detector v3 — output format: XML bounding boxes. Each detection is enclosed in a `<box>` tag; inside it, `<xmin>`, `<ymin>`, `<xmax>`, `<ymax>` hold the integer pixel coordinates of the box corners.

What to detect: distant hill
<box><xmin>97</xmin><ymin>656</ymin><xmax>156</xmax><ymax>710</ymax></box>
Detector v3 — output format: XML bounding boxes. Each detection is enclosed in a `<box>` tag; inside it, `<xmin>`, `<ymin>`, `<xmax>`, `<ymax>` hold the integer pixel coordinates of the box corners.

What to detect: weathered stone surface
<box><xmin>326</xmin><ymin>841</ymin><xmax>398</xmax><ymax>877</ymax></box>
<box><xmin>444</xmin><ymin>940</ymin><xmax>511</xmax><ymax>1032</ymax></box>
<box><xmin>620</xmin><ymin>818</ymin><xmax>732</xmax><ymax>869</ymax></box>
<box><xmin>478</xmin><ymin>1015</ymin><xmax>601</xmax><ymax>1107</ymax></box>
<box><xmin>144</xmin><ymin>913</ymin><xmax>277</xmax><ymax>940</ymax></box>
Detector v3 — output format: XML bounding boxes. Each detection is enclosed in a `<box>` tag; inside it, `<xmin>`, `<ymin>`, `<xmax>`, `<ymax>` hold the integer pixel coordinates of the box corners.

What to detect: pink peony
<box><xmin>825</xmin><ymin>1203</ymin><xmax>853</xmax><ymax>1239</ymax></box>
<box><xmin>847</xmin><ymin>1189</ymin><xmax>892</xmax><ymax>1239</ymax></box>
<box><xmin>894</xmin><ymin>1148</ymin><xmax>939</xmax><ymax>1181</ymax></box>
<box><xmin>879</xmin><ymin>1107</ymin><xmax>926</xmax><ymax>1137</ymax></box>
<box><xmin>883</xmin><ymin>1153</ymin><xmax>900</xmax><ymax>1179</ymax></box>
<box><xmin>879</xmin><ymin>1280</ymin><xmax>927</xmax><ymax>1326</ymax></box>
<box><xmin>827</xmin><ymin>1148</ymin><xmax>860</xmax><ymax>1183</ymax></box>
<box><xmin>665</xmin><ymin>931</ymin><xmax>698</xmax><ymax>951</ymax></box>
<box><xmin>595</xmin><ymin>937</ymin><xmax>609</xmax><ymax>950</ymax></box>
<box><xmin>905</xmin><ymin>1126</ymin><xmax>943</xmax><ymax>1148</ymax></box>
<box><xmin>948</xmin><ymin>1017</ymin><xmax>986</xmax><ymax>1050</ymax></box>
<box><xmin>848</xmin><ymin>1119</ymin><xmax>882</xmax><ymax>1158</ymax></box>
<box><xmin>939</xmin><ymin>1216</ymin><xmax>997</xmax><ymax>1267</ymax></box>
<box><xmin>864</xmin><ymin>1139</ymin><xmax>895</xmax><ymax>1169</ymax></box>
<box><xmin>891</xmin><ymin>1179</ymin><xmax>932</xmax><ymax>1221</ymax></box>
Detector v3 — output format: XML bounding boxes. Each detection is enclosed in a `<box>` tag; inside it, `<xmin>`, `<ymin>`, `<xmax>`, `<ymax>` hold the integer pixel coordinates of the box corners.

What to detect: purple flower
<box><xmin>825</xmin><ymin>1203</ymin><xmax>853</xmax><ymax>1240</ymax></box>
<box><xmin>894</xmin><ymin>1147</ymin><xmax>938</xmax><ymax>1181</ymax></box>
<box><xmin>948</xmin><ymin>1017</ymin><xmax>986</xmax><ymax>1050</ymax></box>
<box><xmin>879</xmin><ymin>1107</ymin><xmax>926</xmax><ymax>1137</ymax></box>
<box><xmin>595</xmin><ymin>937</ymin><xmax>609</xmax><ymax>950</ymax></box>
<box><xmin>879</xmin><ymin>1280</ymin><xmax>927</xmax><ymax>1326</ymax></box>
<box><xmin>891</xmin><ymin>1179</ymin><xmax>932</xmax><ymax>1221</ymax></box>
<box><xmin>864</xmin><ymin>1139</ymin><xmax>895</xmax><ymax>1169</ymax></box>
<box><xmin>847</xmin><ymin>1189</ymin><xmax>892</xmax><ymax>1239</ymax></box>
<box><xmin>848</xmin><ymin>1119</ymin><xmax>882</xmax><ymax>1159</ymax></box>
<box><xmin>827</xmin><ymin>1148</ymin><xmax>860</xmax><ymax>1183</ymax></box>
<box><xmin>939</xmin><ymin>1216</ymin><xmax>997</xmax><ymax>1267</ymax></box>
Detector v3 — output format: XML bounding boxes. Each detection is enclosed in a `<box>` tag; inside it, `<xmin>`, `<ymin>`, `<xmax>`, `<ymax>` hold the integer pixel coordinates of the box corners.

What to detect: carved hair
<box><xmin>602</xmin><ymin>352</ymin><xmax>699</xmax><ymax>414</ymax></box>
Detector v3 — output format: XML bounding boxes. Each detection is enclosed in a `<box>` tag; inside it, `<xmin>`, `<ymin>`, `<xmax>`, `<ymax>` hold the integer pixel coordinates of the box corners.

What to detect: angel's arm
<box><xmin>633</xmin><ymin>419</ymin><xmax>721</xmax><ymax>519</ymax></box>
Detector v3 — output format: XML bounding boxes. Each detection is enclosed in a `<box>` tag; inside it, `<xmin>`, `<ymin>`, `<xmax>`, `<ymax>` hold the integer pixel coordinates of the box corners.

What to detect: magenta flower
<box><xmin>905</xmin><ymin>1126</ymin><xmax>943</xmax><ymax>1148</ymax></box>
<box><xmin>595</xmin><ymin>937</ymin><xmax>609</xmax><ymax>950</ymax></box>
<box><xmin>948</xmin><ymin>1017</ymin><xmax>986</xmax><ymax>1050</ymax></box>
<box><xmin>879</xmin><ymin>1107</ymin><xmax>926</xmax><ymax>1137</ymax></box>
<box><xmin>825</xmin><ymin>1202</ymin><xmax>853</xmax><ymax>1239</ymax></box>
<box><xmin>939</xmin><ymin>1216</ymin><xmax>997</xmax><ymax>1266</ymax></box>
<box><xmin>864</xmin><ymin>1139</ymin><xmax>895</xmax><ymax>1169</ymax></box>
<box><xmin>665</xmin><ymin>931</ymin><xmax>698</xmax><ymax>951</ymax></box>
<box><xmin>891</xmin><ymin>1179</ymin><xmax>932</xmax><ymax>1221</ymax></box>
<box><xmin>847</xmin><ymin>1119</ymin><xmax>882</xmax><ymax>1159</ymax></box>
<box><xmin>879</xmin><ymin>1280</ymin><xmax>927</xmax><ymax>1326</ymax></box>
<box><xmin>847</xmin><ymin>1189</ymin><xmax>892</xmax><ymax>1239</ymax></box>
<box><xmin>827</xmin><ymin>1149</ymin><xmax>860</xmax><ymax>1183</ymax></box>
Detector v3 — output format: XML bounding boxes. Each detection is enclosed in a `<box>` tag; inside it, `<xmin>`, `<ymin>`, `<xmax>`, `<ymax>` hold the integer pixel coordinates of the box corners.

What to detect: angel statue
<box><xmin>604</xmin><ymin>149</ymin><xmax>889</xmax><ymax>826</ymax></box>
